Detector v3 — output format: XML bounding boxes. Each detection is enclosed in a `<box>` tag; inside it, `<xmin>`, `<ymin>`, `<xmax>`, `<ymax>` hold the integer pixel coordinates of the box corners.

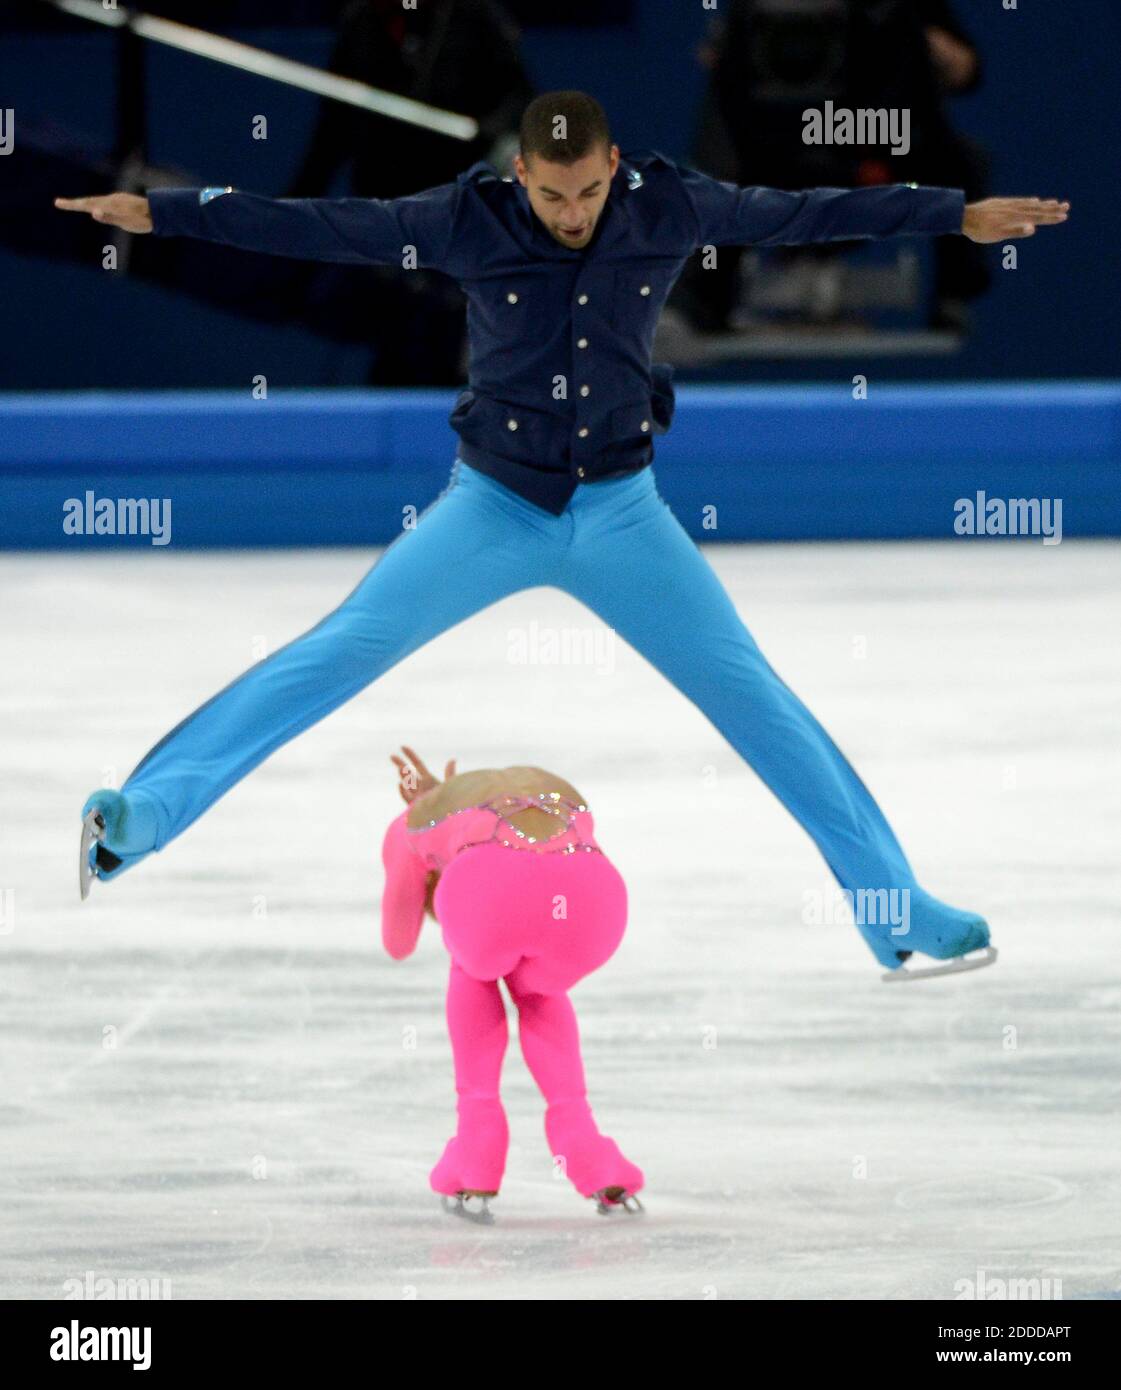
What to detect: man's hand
<box><xmin>54</xmin><ymin>193</ymin><xmax>153</xmax><ymax>233</ymax></box>
<box><xmin>962</xmin><ymin>197</ymin><xmax>1069</xmax><ymax>243</ymax></box>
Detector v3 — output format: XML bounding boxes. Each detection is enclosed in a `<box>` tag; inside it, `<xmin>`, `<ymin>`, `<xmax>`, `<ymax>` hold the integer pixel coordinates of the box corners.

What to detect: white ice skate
<box><xmin>78</xmin><ymin>808</ymin><xmax>106</xmax><ymax>901</ymax></box>
<box><xmin>440</xmin><ymin>1192</ymin><xmax>496</xmax><ymax>1225</ymax></box>
<box><xmin>592</xmin><ymin>1186</ymin><xmax>645</xmax><ymax>1216</ymax></box>
<box><xmin>882</xmin><ymin>945</ymin><xmax>998</xmax><ymax>983</ymax></box>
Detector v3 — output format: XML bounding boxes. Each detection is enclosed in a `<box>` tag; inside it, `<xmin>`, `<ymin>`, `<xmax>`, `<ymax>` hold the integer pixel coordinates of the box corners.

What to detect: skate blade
<box><xmin>882</xmin><ymin>945</ymin><xmax>998</xmax><ymax>983</ymax></box>
<box><xmin>440</xmin><ymin>1193</ymin><xmax>496</xmax><ymax>1225</ymax></box>
<box><xmin>592</xmin><ymin>1188</ymin><xmax>645</xmax><ymax>1216</ymax></box>
<box><xmin>79</xmin><ymin>810</ymin><xmax>106</xmax><ymax>902</ymax></box>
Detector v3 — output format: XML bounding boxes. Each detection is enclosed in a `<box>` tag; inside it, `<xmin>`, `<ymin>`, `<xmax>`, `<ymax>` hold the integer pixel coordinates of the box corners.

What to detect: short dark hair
<box><xmin>519</xmin><ymin>91</ymin><xmax>612</xmax><ymax>166</ymax></box>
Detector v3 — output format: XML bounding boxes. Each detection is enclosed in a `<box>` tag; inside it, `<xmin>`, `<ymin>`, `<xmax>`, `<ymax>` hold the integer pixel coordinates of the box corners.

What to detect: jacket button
<box><xmin>506</xmin><ymin>292</ymin><xmax>518</xmax><ymax>304</ymax></box>
<box><xmin>640</xmin><ymin>419</ymin><xmax>650</xmax><ymax>432</ymax></box>
<box><xmin>507</xmin><ymin>418</ymin><xmax>518</xmax><ymax>430</ymax></box>
<box><xmin>577</xmin><ymin>293</ymin><xmax>589</xmax><ymax>305</ymax></box>
<box><xmin>640</xmin><ymin>284</ymin><xmax>651</xmax><ymax>296</ymax></box>
<box><xmin>577</xmin><ymin>467</ymin><xmax>586</xmax><ymax>478</ymax></box>
<box><xmin>577</xmin><ymin>337</ymin><xmax>588</xmax><ymax>348</ymax></box>
<box><xmin>577</xmin><ymin>427</ymin><xmax>589</xmax><ymax>438</ymax></box>
<box><xmin>579</xmin><ymin>385</ymin><xmax>590</xmax><ymax>397</ymax></box>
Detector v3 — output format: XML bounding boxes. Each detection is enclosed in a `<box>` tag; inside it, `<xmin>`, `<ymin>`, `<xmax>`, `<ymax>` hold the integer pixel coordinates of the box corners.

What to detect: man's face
<box><xmin>514</xmin><ymin>143</ymin><xmax>620</xmax><ymax>250</ymax></box>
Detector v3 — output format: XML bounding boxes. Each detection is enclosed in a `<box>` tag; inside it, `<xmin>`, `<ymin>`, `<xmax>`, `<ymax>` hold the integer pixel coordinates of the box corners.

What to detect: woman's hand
<box><xmin>390</xmin><ymin>744</ymin><xmax>457</xmax><ymax>805</ymax></box>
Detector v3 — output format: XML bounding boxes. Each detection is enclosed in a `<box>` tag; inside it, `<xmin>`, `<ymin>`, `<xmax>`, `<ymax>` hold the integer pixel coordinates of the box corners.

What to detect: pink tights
<box><xmin>427</xmin><ymin>841</ymin><xmax>643</xmax><ymax>1200</ymax></box>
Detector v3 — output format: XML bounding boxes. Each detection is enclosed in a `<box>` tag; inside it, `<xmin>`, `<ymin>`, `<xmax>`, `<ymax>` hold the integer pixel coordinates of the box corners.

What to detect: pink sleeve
<box><xmin>380</xmin><ymin>808</ymin><xmax>429</xmax><ymax>960</ymax></box>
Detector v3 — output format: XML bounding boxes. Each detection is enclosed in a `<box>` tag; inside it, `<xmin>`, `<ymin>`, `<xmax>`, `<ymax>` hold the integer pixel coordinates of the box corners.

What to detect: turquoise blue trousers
<box><xmin>124</xmin><ymin>459</ymin><xmax>917</xmax><ymax>899</ymax></box>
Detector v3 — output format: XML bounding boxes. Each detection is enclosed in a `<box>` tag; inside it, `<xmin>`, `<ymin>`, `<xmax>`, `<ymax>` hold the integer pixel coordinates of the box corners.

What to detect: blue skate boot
<box><xmin>79</xmin><ymin>789</ymin><xmax>160</xmax><ymax>898</ymax></box>
<box><xmin>857</xmin><ymin>886</ymin><xmax>996</xmax><ymax>982</ymax></box>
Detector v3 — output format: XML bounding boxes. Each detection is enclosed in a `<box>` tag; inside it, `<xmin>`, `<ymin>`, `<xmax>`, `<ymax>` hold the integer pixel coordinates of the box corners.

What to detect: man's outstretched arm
<box><xmin>679</xmin><ymin>166</ymin><xmax>1069</xmax><ymax>247</ymax></box>
<box><xmin>54</xmin><ymin>182</ymin><xmax>462</xmax><ymax>271</ymax></box>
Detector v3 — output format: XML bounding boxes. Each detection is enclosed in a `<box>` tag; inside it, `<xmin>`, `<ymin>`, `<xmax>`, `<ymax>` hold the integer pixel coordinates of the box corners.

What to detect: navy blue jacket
<box><xmin>148</xmin><ymin>153</ymin><xmax>965</xmax><ymax>515</ymax></box>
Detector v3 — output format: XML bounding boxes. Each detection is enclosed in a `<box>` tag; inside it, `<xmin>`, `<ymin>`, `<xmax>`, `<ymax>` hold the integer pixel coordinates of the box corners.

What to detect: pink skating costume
<box><xmin>381</xmin><ymin>791</ymin><xmax>643</xmax><ymax>1203</ymax></box>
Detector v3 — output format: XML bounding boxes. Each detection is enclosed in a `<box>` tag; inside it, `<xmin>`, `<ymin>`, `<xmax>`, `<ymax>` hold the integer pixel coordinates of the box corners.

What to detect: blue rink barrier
<box><xmin>0</xmin><ymin>383</ymin><xmax>1117</xmax><ymax>549</ymax></box>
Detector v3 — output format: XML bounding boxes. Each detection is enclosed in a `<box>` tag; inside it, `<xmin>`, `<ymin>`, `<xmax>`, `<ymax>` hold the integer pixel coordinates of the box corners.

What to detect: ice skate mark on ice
<box><xmin>43</xmin><ymin>984</ymin><xmax>179</xmax><ymax>1096</ymax></box>
<box><xmin>893</xmin><ymin>1171</ymin><xmax>1072</xmax><ymax>1214</ymax></box>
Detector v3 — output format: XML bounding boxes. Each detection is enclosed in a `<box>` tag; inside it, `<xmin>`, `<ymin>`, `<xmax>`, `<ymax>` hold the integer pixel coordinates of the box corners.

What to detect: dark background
<box><xmin>1</xmin><ymin>0</ymin><xmax>1117</xmax><ymax>388</ymax></box>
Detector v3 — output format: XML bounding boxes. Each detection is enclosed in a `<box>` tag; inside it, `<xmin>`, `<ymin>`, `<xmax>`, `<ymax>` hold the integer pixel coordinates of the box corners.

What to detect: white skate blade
<box><xmin>79</xmin><ymin>809</ymin><xmax>106</xmax><ymax>902</ymax></box>
<box><xmin>440</xmin><ymin>1193</ymin><xmax>495</xmax><ymax>1225</ymax></box>
<box><xmin>882</xmin><ymin>945</ymin><xmax>998</xmax><ymax>983</ymax></box>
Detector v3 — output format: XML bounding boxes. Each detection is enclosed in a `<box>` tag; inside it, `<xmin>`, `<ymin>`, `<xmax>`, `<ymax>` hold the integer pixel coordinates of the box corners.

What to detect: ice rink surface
<box><xmin>1</xmin><ymin>536</ymin><xmax>1118</xmax><ymax>1300</ymax></box>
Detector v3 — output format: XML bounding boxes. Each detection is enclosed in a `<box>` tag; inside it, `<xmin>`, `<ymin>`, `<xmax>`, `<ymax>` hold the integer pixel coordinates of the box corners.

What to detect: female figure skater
<box><xmin>381</xmin><ymin>746</ymin><xmax>643</xmax><ymax>1222</ymax></box>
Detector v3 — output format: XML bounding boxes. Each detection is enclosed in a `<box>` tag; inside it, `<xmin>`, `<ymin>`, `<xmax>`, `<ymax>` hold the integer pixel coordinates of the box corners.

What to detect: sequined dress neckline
<box><xmin>408</xmin><ymin>790</ymin><xmax>601</xmax><ymax>856</ymax></box>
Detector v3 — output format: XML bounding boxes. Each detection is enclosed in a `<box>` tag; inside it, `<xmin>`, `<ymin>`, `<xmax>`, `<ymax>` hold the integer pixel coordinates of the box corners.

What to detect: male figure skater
<box><xmin>57</xmin><ymin>91</ymin><xmax>1068</xmax><ymax>974</ymax></box>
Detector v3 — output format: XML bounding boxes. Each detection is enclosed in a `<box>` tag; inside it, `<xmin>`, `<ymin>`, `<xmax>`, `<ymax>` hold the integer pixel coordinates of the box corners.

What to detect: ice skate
<box><xmin>429</xmin><ymin>1097</ymin><xmax>509</xmax><ymax>1212</ymax></box>
<box><xmin>591</xmin><ymin>1185</ymin><xmax>645</xmax><ymax>1216</ymax></box>
<box><xmin>545</xmin><ymin>1098</ymin><xmax>645</xmax><ymax>1206</ymax></box>
<box><xmin>78</xmin><ymin>789</ymin><xmax>159</xmax><ymax>897</ymax></box>
<box><xmin>857</xmin><ymin>887</ymin><xmax>996</xmax><ymax>983</ymax></box>
<box><xmin>440</xmin><ymin>1191</ymin><xmax>497</xmax><ymax>1225</ymax></box>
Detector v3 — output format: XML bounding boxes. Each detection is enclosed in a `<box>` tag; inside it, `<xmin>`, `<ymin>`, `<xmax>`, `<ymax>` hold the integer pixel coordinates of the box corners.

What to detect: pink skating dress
<box><xmin>380</xmin><ymin>791</ymin><xmax>602</xmax><ymax>960</ymax></box>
